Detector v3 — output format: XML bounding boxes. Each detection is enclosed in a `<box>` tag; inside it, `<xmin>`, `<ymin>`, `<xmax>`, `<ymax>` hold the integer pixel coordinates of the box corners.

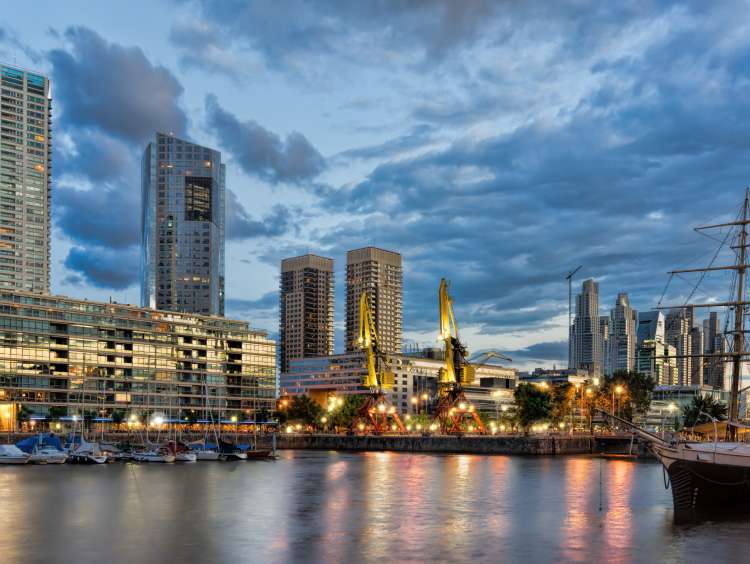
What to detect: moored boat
<box><xmin>0</xmin><ymin>444</ymin><xmax>30</xmax><ymax>464</ymax></box>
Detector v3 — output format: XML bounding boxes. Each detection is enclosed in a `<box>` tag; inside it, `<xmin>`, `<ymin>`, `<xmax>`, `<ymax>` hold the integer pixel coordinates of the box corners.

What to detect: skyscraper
<box><xmin>571</xmin><ymin>279</ymin><xmax>603</xmax><ymax>374</ymax></box>
<box><xmin>279</xmin><ymin>254</ymin><xmax>334</xmax><ymax>373</ymax></box>
<box><xmin>690</xmin><ymin>326</ymin><xmax>704</xmax><ymax>386</ymax></box>
<box><xmin>608</xmin><ymin>293</ymin><xmax>637</xmax><ymax>374</ymax></box>
<box><xmin>345</xmin><ymin>247</ymin><xmax>402</xmax><ymax>354</ymax></box>
<box><xmin>666</xmin><ymin>308</ymin><xmax>692</xmax><ymax>386</ymax></box>
<box><xmin>704</xmin><ymin>311</ymin><xmax>727</xmax><ymax>389</ymax></box>
<box><xmin>637</xmin><ymin>311</ymin><xmax>665</xmax><ymax>345</ymax></box>
<box><xmin>0</xmin><ymin>64</ymin><xmax>51</xmax><ymax>294</ymax></box>
<box><xmin>600</xmin><ymin>315</ymin><xmax>610</xmax><ymax>375</ymax></box>
<box><xmin>141</xmin><ymin>133</ymin><xmax>225</xmax><ymax>316</ymax></box>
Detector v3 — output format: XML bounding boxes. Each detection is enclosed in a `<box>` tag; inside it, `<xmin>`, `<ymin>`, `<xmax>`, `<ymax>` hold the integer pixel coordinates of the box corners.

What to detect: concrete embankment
<box><xmin>277</xmin><ymin>434</ymin><xmax>595</xmax><ymax>455</ymax></box>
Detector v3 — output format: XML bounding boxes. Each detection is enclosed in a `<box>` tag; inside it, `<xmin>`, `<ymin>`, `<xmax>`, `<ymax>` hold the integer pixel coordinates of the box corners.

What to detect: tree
<box><xmin>184</xmin><ymin>410</ymin><xmax>200</xmax><ymax>425</ymax></box>
<box><xmin>287</xmin><ymin>395</ymin><xmax>323</xmax><ymax>427</ymax></box>
<box><xmin>331</xmin><ymin>394</ymin><xmax>366</xmax><ymax>429</ymax></box>
<box><xmin>16</xmin><ymin>404</ymin><xmax>33</xmax><ymax>429</ymax></box>
<box><xmin>48</xmin><ymin>406</ymin><xmax>67</xmax><ymax>419</ymax></box>
<box><xmin>682</xmin><ymin>394</ymin><xmax>728</xmax><ymax>427</ymax></box>
<box><xmin>111</xmin><ymin>410</ymin><xmax>126</xmax><ymax>430</ymax></box>
<box><xmin>513</xmin><ymin>383</ymin><xmax>551</xmax><ymax>432</ymax></box>
<box><xmin>550</xmin><ymin>383</ymin><xmax>575</xmax><ymax>424</ymax></box>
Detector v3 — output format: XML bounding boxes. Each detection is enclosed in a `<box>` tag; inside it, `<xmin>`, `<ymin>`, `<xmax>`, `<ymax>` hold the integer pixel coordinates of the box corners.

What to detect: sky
<box><xmin>3</xmin><ymin>1</ymin><xmax>750</xmax><ymax>371</ymax></box>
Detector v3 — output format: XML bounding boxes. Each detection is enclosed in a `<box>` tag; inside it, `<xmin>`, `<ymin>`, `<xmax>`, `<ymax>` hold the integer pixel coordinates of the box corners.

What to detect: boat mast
<box><xmin>729</xmin><ymin>190</ymin><xmax>749</xmax><ymax>439</ymax></box>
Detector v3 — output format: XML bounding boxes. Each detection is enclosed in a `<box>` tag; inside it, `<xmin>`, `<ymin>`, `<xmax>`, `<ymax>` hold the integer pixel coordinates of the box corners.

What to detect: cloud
<box><xmin>501</xmin><ymin>341</ymin><xmax>568</xmax><ymax>362</ymax></box>
<box><xmin>64</xmin><ymin>246</ymin><xmax>140</xmax><ymax>290</ymax></box>
<box><xmin>335</xmin><ymin>124</ymin><xmax>437</xmax><ymax>161</ymax></box>
<box><xmin>226</xmin><ymin>190</ymin><xmax>298</xmax><ymax>240</ymax></box>
<box><xmin>204</xmin><ymin>94</ymin><xmax>325</xmax><ymax>184</ymax></box>
<box><xmin>49</xmin><ymin>26</ymin><xmax>187</xmax><ymax>143</ymax></box>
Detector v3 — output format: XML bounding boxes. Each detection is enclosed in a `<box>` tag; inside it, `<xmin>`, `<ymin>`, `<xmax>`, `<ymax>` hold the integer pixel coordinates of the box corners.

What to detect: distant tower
<box><xmin>279</xmin><ymin>254</ymin><xmax>334</xmax><ymax>373</ymax></box>
<box><xmin>666</xmin><ymin>308</ymin><xmax>692</xmax><ymax>386</ymax></box>
<box><xmin>141</xmin><ymin>133</ymin><xmax>225</xmax><ymax>315</ymax></box>
<box><xmin>345</xmin><ymin>247</ymin><xmax>402</xmax><ymax>354</ymax></box>
<box><xmin>600</xmin><ymin>315</ymin><xmax>610</xmax><ymax>375</ymax></box>
<box><xmin>609</xmin><ymin>293</ymin><xmax>637</xmax><ymax>374</ymax></box>
<box><xmin>571</xmin><ymin>279</ymin><xmax>602</xmax><ymax>375</ymax></box>
<box><xmin>704</xmin><ymin>311</ymin><xmax>727</xmax><ymax>390</ymax></box>
<box><xmin>637</xmin><ymin>311</ymin><xmax>665</xmax><ymax>345</ymax></box>
<box><xmin>0</xmin><ymin>64</ymin><xmax>51</xmax><ymax>294</ymax></box>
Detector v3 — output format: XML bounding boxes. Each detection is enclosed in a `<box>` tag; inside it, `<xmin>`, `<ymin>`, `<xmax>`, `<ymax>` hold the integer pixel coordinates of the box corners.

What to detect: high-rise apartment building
<box><xmin>345</xmin><ymin>247</ymin><xmax>402</xmax><ymax>354</ymax></box>
<box><xmin>608</xmin><ymin>293</ymin><xmax>637</xmax><ymax>374</ymax></box>
<box><xmin>666</xmin><ymin>308</ymin><xmax>692</xmax><ymax>386</ymax></box>
<box><xmin>0</xmin><ymin>64</ymin><xmax>51</xmax><ymax>294</ymax></box>
<box><xmin>141</xmin><ymin>133</ymin><xmax>225</xmax><ymax>316</ymax></box>
<box><xmin>571</xmin><ymin>279</ymin><xmax>603</xmax><ymax>374</ymax></box>
<box><xmin>279</xmin><ymin>254</ymin><xmax>334</xmax><ymax>373</ymax></box>
<box><xmin>637</xmin><ymin>339</ymin><xmax>677</xmax><ymax>385</ymax></box>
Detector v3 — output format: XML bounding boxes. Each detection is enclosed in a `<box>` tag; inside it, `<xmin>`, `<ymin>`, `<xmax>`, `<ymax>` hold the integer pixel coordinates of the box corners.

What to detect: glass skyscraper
<box><xmin>141</xmin><ymin>132</ymin><xmax>225</xmax><ymax>316</ymax></box>
<box><xmin>0</xmin><ymin>64</ymin><xmax>51</xmax><ymax>294</ymax></box>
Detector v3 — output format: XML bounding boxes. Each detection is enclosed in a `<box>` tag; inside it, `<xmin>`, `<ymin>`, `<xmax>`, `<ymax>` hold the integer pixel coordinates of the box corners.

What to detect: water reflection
<box><xmin>0</xmin><ymin>453</ymin><xmax>747</xmax><ymax>563</ymax></box>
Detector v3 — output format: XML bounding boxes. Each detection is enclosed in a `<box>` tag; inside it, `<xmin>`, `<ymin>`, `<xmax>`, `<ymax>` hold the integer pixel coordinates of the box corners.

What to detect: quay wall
<box><xmin>277</xmin><ymin>434</ymin><xmax>595</xmax><ymax>455</ymax></box>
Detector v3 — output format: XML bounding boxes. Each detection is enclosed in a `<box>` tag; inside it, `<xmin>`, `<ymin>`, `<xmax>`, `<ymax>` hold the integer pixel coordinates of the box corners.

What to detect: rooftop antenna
<box><xmin>566</xmin><ymin>265</ymin><xmax>583</xmax><ymax>369</ymax></box>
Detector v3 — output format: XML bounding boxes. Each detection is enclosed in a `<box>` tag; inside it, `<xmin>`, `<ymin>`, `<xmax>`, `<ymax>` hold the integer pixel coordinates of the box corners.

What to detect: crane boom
<box><xmin>357</xmin><ymin>292</ymin><xmax>394</xmax><ymax>391</ymax></box>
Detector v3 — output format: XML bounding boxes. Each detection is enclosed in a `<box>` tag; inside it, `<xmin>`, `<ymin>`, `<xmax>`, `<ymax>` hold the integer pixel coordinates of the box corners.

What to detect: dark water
<box><xmin>0</xmin><ymin>451</ymin><xmax>748</xmax><ymax>564</ymax></box>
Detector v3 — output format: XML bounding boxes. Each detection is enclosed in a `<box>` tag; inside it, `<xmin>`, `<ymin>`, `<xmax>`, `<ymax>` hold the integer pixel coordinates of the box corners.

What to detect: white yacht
<box><xmin>0</xmin><ymin>444</ymin><xmax>30</xmax><ymax>464</ymax></box>
<box><xmin>29</xmin><ymin>447</ymin><xmax>68</xmax><ymax>464</ymax></box>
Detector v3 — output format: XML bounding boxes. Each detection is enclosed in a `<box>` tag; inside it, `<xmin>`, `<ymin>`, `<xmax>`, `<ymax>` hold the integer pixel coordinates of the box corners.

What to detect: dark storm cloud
<box><xmin>335</xmin><ymin>125</ymin><xmax>437</xmax><ymax>161</ymax></box>
<box><xmin>226</xmin><ymin>190</ymin><xmax>298</xmax><ymax>240</ymax></box>
<box><xmin>64</xmin><ymin>246</ymin><xmax>140</xmax><ymax>290</ymax></box>
<box><xmin>478</xmin><ymin>341</ymin><xmax>568</xmax><ymax>363</ymax></box>
<box><xmin>204</xmin><ymin>94</ymin><xmax>325</xmax><ymax>184</ymax></box>
<box><xmin>49</xmin><ymin>26</ymin><xmax>187</xmax><ymax>142</ymax></box>
<box><xmin>46</xmin><ymin>27</ymin><xmax>189</xmax><ymax>291</ymax></box>
<box><xmin>56</xmin><ymin>184</ymin><xmax>139</xmax><ymax>249</ymax></box>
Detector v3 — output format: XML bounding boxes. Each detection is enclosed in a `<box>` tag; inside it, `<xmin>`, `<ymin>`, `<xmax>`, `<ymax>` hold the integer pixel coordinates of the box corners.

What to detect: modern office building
<box><xmin>281</xmin><ymin>352</ymin><xmax>516</xmax><ymax>416</ymax></box>
<box><xmin>141</xmin><ymin>133</ymin><xmax>225</xmax><ymax>316</ymax></box>
<box><xmin>666</xmin><ymin>308</ymin><xmax>692</xmax><ymax>386</ymax></box>
<box><xmin>637</xmin><ymin>310</ymin><xmax>665</xmax><ymax>345</ymax></box>
<box><xmin>571</xmin><ymin>279</ymin><xmax>603</xmax><ymax>375</ymax></box>
<box><xmin>599</xmin><ymin>315</ymin><xmax>610</xmax><ymax>375</ymax></box>
<box><xmin>608</xmin><ymin>293</ymin><xmax>637</xmax><ymax>374</ymax></box>
<box><xmin>0</xmin><ymin>64</ymin><xmax>51</xmax><ymax>294</ymax></box>
<box><xmin>690</xmin><ymin>326</ymin><xmax>704</xmax><ymax>386</ymax></box>
<box><xmin>279</xmin><ymin>254</ymin><xmax>334</xmax><ymax>373</ymax></box>
<box><xmin>0</xmin><ymin>290</ymin><xmax>276</xmax><ymax>421</ymax></box>
<box><xmin>704</xmin><ymin>311</ymin><xmax>728</xmax><ymax>390</ymax></box>
<box><xmin>637</xmin><ymin>339</ymin><xmax>677</xmax><ymax>385</ymax></box>
<box><xmin>345</xmin><ymin>247</ymin><xmax>402</xmax><ymax>354</ymax></box>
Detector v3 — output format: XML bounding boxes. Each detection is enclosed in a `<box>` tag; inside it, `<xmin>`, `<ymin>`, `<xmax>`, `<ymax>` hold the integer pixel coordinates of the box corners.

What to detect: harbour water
<box><xmin>0</xmin><ymin>451</ymin><xmax>747</xmax><ymax>563</ymax></box>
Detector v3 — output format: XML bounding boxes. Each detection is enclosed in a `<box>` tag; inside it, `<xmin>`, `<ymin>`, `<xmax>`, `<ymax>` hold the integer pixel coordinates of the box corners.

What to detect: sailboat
<box><xmin>608</xmin><ymin>192</ymin><xmax>750</xmax><ymax>522</ymax></box>
<box><xmin>17</xmin><ymin>434</ymin><xmax>68</xmax><ymax>464</ymax></box>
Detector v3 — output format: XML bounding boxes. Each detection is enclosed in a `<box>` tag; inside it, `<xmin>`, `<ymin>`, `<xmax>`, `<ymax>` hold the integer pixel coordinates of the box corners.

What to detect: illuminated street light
<box><xmin>459</xmin><ymin>402</ymin><xmax>467</xmax><ymax>410</ymax></box>
<box><xmin>410</xmin><ymin>396</ymin><xmax>418</xmax><ymax>405</ymax></box>
<box><xmin>231</xmin><ymin>415</ymin><xmax>238</xmax><ymax>423</ymax></box>
<box><xmin>429</xmin><ymin>423</ymin><xmax>438</xmax><ymax>432</ymax></box>
<box><xmin>377</xmin><ymin>404</ymin><xmax>386</xmax><ymax>413</ymax></box>
<box><xmin>421</xmin><ymin>393</ymin><xmax>429</xmax><ymax>401</ymax></box>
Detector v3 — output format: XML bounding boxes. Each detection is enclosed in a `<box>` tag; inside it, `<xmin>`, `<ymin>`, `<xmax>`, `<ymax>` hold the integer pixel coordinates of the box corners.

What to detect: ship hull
<box><xmin>656</xmin><ymin>445</ymin><xmax>750</xmax><ymax>523</ymax></box>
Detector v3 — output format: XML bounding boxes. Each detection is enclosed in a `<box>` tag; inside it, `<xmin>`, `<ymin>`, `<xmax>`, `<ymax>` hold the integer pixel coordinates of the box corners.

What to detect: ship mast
<box><xmin>661</xmin><ymin>190</ymin><xmax>750</xmax><ymax>441</ymax></box>
<box><xmin>728</xmin><ymin>190</ymin><xmax>748</xmax><ymax>438</ymax></box>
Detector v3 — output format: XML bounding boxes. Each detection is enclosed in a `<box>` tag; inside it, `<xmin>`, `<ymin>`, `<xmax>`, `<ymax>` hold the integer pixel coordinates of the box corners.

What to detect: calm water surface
<box><xmin>0</xmin><ymin>451</ymin><xmax>747</xmax><ymax>563</ymax></box>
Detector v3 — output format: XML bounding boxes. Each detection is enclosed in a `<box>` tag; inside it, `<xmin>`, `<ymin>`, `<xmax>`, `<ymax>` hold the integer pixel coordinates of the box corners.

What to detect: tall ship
<box><xmin>618</xmin><ymin>192</ymin><xmax>750</xmax><ymax>522</ymax></box>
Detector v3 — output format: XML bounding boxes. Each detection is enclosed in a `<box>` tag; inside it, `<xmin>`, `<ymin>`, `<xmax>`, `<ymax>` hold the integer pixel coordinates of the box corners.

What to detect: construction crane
<box><xmin>350</xmin><ymin>293</ymin><xmax>406</xmax><ymax>434</ymax></box>
<box><xmin>469</xmin><ymin>350</ymin><xmax>513</xmax><ymax>365</ymax></box>
<box><xmin>433</xmin><ymin>279</ymin><xmax>486</xmax><ymax>434</ymax></box>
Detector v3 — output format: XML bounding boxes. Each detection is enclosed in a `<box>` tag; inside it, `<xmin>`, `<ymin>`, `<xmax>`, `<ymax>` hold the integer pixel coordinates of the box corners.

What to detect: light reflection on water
<box><xmin>0</xmin><ymin>452</ymin><xmax>747</xmax><ymax>564</ymax></box>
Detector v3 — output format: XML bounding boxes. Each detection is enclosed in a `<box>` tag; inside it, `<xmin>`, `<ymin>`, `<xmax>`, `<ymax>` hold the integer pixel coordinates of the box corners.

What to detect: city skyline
<box><xmin>2</xmin><ymin>3</ymin><xmax>750</xmax><ymax>370</ymax></box>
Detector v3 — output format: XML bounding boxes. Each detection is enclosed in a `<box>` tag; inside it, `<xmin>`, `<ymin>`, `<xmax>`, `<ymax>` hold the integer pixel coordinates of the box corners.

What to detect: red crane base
<box><xmin>350</xmin><ymin>392</ymin><xmax>406</xmax><ymax>434</ymax></box>
<box><xmin>433</xmin><ymin>386</ymin><xmax>486</xmax><ymax>434</ymax></box>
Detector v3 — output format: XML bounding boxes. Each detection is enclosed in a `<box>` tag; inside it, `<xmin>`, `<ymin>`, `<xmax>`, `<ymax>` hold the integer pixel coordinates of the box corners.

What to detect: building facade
<box><xmin>637</xmin><ymin>311</ymin><xmax>665</xmax><ymax>345</ymax></box>
<box><xmin>281</xmin><ymin>352</ymin><xmax>516</xmax><ymax>416</ymax></box>
<box><xmin>637</xmin><ymin>339</ymin><xmax>677</xmax><ymax>385</ymax></box>
<box><xmin>0</xmin><ymin>64</ymin><xmax>51</xmax><ymax>294</ymax></box>
<box><xmin>690</xmin><ymin>326</ymin><xmax>704</xmax><ymax>386</ymax></box>
<box><xmin>345</xmin><ymin>247</ymin><xmax>402</xmax><ymax>354</ymax></box>
<box><xmin>608</xmin><ymin>293</ymin><xmax>637</xmax><ymax>374</ymax></box>
<box><xmin>141</xmin><ymin>133</ymin><xmax>225</xmax><ymax>316</ymax></box>
<box><xmin>279</xmin><ymin>254</ymin><xmax>334</xmax><ymax>373</ymax></box>
<box><xmin>704</xmin><ymin>311</ymin><xmax>728</xmax><ymax>390</ymax></box>
<box><xmin>571</xmin><ymin>279</ymin><xmax>603</xmax><ymax>374</ymax></box>
<box><xmin>599</xmin><ymin>315</ymin><xmax>610</xmax><ymax>375</ymax></box>
<box><xmin>665</xmin><ymin>308</ymin><xmax>692</xmax><ymax>386</ymax></box>
<box><xmin>0</xmin><ymin>290</ymin><xmax>275</xmax><ymax>420</ymax></box>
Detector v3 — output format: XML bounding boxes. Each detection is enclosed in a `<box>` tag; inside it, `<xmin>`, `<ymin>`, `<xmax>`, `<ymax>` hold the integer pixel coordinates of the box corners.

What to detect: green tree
<box><xmin>48</xmin><ymin>406</ymin><xmax>67</xmax><ymax>419</ymax></box>
<box><xmin>16</xmin><ymin>404</ymin><xmax>33</xmax><ymax>428</ymax></box>
<box><xmin>550</xmin><ymin>383</ymin><xmax>575</xmax><ymax>424</ymax></box>
<box><xmin>287</xmin><ymin>395</ymin><xmax>323</xmax><ymax>427</ymax></box>
<box><xmin>513</xmin><ymin>383</ymin><xmax>551</xmax><ymax>432</ymax></box>
<box><xmin>682</xmin><ymin>394</ymin><xmax>728</xmax><ymax>427</ymax></box>
<box><xmin>184</xmin><ymin>410</ymin><xmax>200</xmax><ymax>425</ymax></box>
<box><xmin>331</xmin><ymin>394</ymin><xmax>366</xmax><ymax>429</ymax></box>
<box><xmin>111</xmin><ymin>410</ymin><xmax>126</xmax><ymax>430</ymax></box>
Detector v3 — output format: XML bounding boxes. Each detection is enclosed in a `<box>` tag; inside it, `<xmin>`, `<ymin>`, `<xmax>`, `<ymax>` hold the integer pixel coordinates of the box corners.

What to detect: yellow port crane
<box><xmin>350</xmin><ymin>293</ymin><xmax>406</xmax><ymax>434</ymax></box>
<box><xmin>433</xmin><ymin>279</ymin><xmax>486</xmax><ymax>434</ymax></box>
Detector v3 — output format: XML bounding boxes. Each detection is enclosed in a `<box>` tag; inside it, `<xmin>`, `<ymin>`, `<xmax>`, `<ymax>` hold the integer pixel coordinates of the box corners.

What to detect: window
<box><xmin>184</xmin><ymin>176</ymin><xmax>212</xmax><ymax>222</ymax></box>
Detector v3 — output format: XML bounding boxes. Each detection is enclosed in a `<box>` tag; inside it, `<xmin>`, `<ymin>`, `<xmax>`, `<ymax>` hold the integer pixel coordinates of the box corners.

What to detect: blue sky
<box><xmin>3</xmin><ymin>1</ymin><xmax>749</xmax><ymax>370</ymax></box>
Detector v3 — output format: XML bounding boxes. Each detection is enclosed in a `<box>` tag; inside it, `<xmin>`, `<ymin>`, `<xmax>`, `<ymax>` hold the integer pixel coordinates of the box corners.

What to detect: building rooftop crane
<box><xmin>432</xmin><ymin>279</ymin><xmax>486</xmax><ymax>434</ymax></box>
<box><xmin>351</xmin><ymin>293</ymin><xmax>405</xmax><ymax>434</ymax></box>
